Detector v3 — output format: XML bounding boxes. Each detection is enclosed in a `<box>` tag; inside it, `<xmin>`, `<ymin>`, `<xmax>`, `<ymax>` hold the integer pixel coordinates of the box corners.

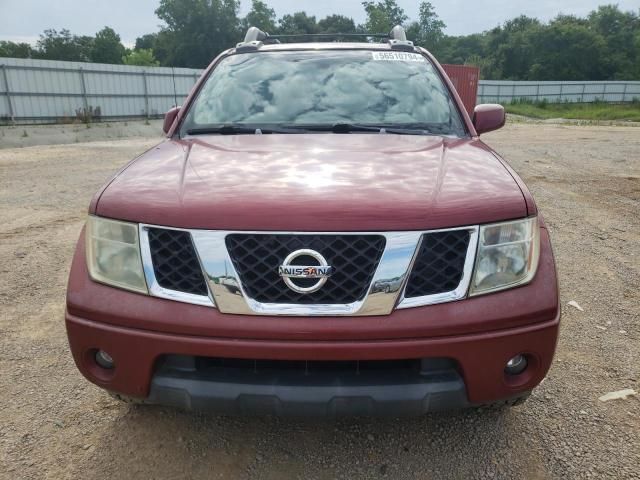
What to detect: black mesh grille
<box><xmin>148</xmin><ymin>228</ymin><xmax>208</xmax><ymax>296</ymax></box>
<box><xmin>404</xmin><ymin>230</ymin><xmax>471</xmax><ymax>298</ymax></box>
<box><xmin>226</xmin><ymin>234</ymin><xmax>386</xmax><ymax>304</ymax></box>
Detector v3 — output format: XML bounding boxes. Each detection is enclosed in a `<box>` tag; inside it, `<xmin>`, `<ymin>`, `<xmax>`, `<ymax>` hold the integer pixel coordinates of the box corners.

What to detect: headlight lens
<box><xmin>86</xmin><ymin>216</ymin><xmax>148</xmax><ymax>294</ymax></box>
<box><xmin>470</xmin><ymin>217</ymin><xmax>540</xmax><ymax>296</ymax></box>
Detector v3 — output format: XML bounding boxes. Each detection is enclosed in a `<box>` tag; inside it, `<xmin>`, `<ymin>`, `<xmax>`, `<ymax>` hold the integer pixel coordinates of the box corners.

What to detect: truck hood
<box><xmin>95</xmin><ymin>134</ymin><xmax>528</xmax><ymax>231</ymax></box>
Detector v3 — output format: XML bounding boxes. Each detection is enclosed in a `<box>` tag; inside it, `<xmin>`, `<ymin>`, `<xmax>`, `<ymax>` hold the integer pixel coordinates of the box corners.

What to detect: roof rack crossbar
<box><xmin>266</xmin><ymin>33</ymin><xmax>390</xmax><ymax>40</ymax></box>
<box><xmin>236</xmin><ymin>25</ymin><xmax>414</xmax><ymax>52</ymax></box>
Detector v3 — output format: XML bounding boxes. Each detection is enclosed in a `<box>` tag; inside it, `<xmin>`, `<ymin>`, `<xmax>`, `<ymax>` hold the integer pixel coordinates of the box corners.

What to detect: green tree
<box><xmin>0</xmin><ymin>41</ymin><xmax>34</xmax><ymax>58</ymax></box>
<box><xmin>90</xmin><ymin>27</ymin><xmax>126</xmax><ymax>64</ymax></box>
<box><xmin>122</xmin><ymin>48</ymin><xmax>160</xmax><ymax>66</ymax></box>
<box><xmin>317</xmin><ymin>15</ymin><xmax>357</xmax><ymax>34</ymax></box>
<box><xmin>36</xmin><ymin>29</ymin><xmax>93</xmax><ymax>62</ymax></box>
<box><xmin>131</xmin><ymin>1</ymin><xmax>639</xmax><ymax>80</ymax></box>
<box><xmin>155</xmin><ymin>0</ymin><xmax>241</xmax><ymax>68</ymax></box>
<box><xmin>588</xmin><ymin>5</ymin><xmax>639</xmax><ymax>79</ymax></box>
<box><xmin>277</xmin><ymin>12</ymin><xmax>319</xmax><ymax>35</ymax></box>
<box><xmin>135</xmin><ymin>33</ymin><xmax>158</xmax><ymax>51</ymax></box>
<box><xmin>528</xmin><ymin>20</ymin><xmax>607</xmax><ymax>80</ymax></box>
<box><xmin>242</xmin><ymin>0</ymin><xmax>277</xmax><ymax>33</ymax></box>
<box><xmin>406</xmin><ymin>2</ymin><xmax>446</xmax><ymax>49</ymax></box>
<box><xmin>362</xmin><ymin>0</ymin><xmax>408</xmax><ymax>33</ymax></box>
<box><xmin>486</xmin><ymin>16</ymin><xmax>541</xmax><ymax>79</ymax></box>
<box><xmin>435</xmin><ymin>5</ymin><xmax>640</xmax><ymax>81</ymax></box>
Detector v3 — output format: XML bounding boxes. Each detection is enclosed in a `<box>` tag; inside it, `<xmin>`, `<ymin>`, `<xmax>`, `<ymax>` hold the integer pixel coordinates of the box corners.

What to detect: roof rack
<box><xmin>235</xmin><ymin>25</ymin><xmax>414</xmax><ymax>52</ymax></box>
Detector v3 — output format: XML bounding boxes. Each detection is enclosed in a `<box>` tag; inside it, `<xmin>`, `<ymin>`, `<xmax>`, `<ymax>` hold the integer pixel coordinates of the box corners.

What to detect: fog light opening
<box><xmin>95</xmin><ymin>350</ymin><xmax>114</xmax><ymax>369</ymax></box>
<box><xmin>505</xmin><ymin>354</ymin><xmax>527</xmax><ymax>376</ymax></box>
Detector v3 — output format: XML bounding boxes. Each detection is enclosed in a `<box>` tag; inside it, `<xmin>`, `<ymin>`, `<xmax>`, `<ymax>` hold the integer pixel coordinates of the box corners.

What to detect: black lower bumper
<box><xmin>146</xmin><ymin>356</ymin><xmax>471</xmax><ymax>416</ymax></box>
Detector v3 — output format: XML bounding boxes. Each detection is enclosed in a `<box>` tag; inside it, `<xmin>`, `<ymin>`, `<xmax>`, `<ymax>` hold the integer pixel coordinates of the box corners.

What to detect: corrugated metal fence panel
<box><xmin>0</xmin><ymin>57</ymin><xmax>203</xmax><ymax>123</ymax></box>
<box><xmin>441</xmin><ymin>64</ymin><xmax>479</xmax><ymax>117</ymax></box>
<box><xmin>2</xmin><ymin>57</ymin><xmax>639</xmax><ymax>124</ymax></box>
<box><xmin>0</xmin><ymin>64</ymin><xmax>11</xmax><ymax>118</ymax></box>
<box><xmin>478</xmin><ymin>80</ymin><xmax>640</xmax><ymax>104</ymax></box>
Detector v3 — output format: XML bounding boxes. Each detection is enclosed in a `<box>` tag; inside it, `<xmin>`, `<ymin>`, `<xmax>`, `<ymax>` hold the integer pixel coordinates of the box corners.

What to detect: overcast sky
<box><xmin>1</xmin><ymin>0</ymin><xmax>639</xmax><ymax>46</ymax></box>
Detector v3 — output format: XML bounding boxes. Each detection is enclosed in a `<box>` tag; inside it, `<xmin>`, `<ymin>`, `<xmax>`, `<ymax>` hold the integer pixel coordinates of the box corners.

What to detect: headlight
<box><xmin>86</xmin><ymin>216</ymin><xmax>148</xmax><ymax>294</ymax></box>
<box><xmin>470</xmin><ymin>217</ymin><xmax>540</xmax><ymax>296</ymax></box>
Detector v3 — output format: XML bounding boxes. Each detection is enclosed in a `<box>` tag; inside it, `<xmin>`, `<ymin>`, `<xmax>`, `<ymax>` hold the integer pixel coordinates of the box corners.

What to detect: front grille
<box><xmin>147</xmin><ymin>228</ymin><xmax>208</xmax><ymax>296</ymax></box>
<box><xmin>404</xmin><ymin>230</ymin><xmax>471</xmax><ymax>298</ymax></box>
<box><xmin>226</xmin><ymin>234</ymin><xmax>386</xmax><ymax>304</ymax></box>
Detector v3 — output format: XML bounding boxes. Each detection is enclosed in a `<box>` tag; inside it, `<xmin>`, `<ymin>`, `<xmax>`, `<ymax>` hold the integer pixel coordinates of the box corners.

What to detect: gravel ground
<box><xmin>0</xmin><ymin>120</ymin><xmax>163</xmax><ymax>149</ymax></box>
<box><xmin>0</xmin><ymin>123</ymin><xmax>638</xmax><ymax>479</ymax></box>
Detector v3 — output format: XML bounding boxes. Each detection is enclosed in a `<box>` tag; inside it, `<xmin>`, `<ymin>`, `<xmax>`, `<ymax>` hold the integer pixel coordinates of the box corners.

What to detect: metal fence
<box><xmin>0</xmin><ymin>57</ymin><xmax>203</xmax><ymax>124</ymax></box>
<box><xmin>2</xmin><ymin>57</ymin><xmax>640</xmax><ymax>125</ymax></box>
<box><xmin>478</xmin><ymin>80</ymin><xmax>640</xmax><ymax>104</ymax></box>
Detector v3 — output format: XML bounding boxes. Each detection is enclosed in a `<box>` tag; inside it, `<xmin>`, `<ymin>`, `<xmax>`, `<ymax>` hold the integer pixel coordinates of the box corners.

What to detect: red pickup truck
<box><xmin>65</xmin><ymin>26</ymin><xmax>559</xmax><ymax>416</ymax></box>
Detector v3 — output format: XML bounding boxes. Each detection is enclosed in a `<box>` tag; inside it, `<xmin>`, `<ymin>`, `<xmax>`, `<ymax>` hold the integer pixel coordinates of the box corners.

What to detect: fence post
<box><xmin>535</xmin><ymin>83</ymin><xmax>540</xmax><ymax>102</ymax></box>
<box><xmin>601</xmin><ymin>82</ymin><xmax>606</xmax><ymax>101</ymax></box>
<box><xmin>171</xmin><ymin>67</ymin><xmax>177</xmax><ymax>107</ymax></box>
<box><xmin>622</xmin><ymin>83</ymin><xmax>628</xmax><ymax>102</ymax></box>
<box><xmin>497</xmin><ymin>84</ymin><xmax>501</xmax><ymax>104</ymax></box>
<box><xmin>142</xmin><ymin>70</ymin><xmax>149</xmax><ymax>118</ymax></box>
<box><xmin>559</xmin><ymin>82</ymin><xmax>563</xmax><ymax>102</ymax></box>
<box><xmin>1</xmin><ymin>64</ymin><xmax>15</xmax><ymax>123</ymax></box>
<box><xmin>78</xmin><ymin>67</ymin><xmax>89</xmax><ymax>113</ymax></box>
<box><xmin>581</xmin><ymin>83</ymin><xmax>586</xmax><ymax>103</ymax></box>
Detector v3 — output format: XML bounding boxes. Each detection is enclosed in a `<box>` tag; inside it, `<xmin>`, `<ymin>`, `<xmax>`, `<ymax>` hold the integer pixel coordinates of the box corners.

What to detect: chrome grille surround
<box><xmin>139</xmin><ymin>224</ymin><xmax>479</xmax><ymax>316</ymax></box>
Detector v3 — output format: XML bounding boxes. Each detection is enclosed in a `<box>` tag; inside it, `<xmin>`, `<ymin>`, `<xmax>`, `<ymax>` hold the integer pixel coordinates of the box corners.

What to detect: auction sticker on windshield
<box><xmin>371</xmin><ymin>51</ymin><xmax>425</xmax><ymax>62</ymax></box>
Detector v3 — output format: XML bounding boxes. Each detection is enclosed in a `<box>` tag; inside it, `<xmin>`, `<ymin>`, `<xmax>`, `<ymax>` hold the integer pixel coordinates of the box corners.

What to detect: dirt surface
<box><xmin>0</xmin><ymin>120</ymin><xmax>163</xmax><ymax>149</ymax></box>
<box><xmin>0</xmin><ymin>123</ymin><xmax>638</xmax><ymax>479</ymax></box>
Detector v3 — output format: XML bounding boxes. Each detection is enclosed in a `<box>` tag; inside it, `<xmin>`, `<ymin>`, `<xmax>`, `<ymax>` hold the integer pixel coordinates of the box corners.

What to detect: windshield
<box><xmin>181</xmin><ymin>50</ymin><xmax>466</xmax><ymax>136</ymax></box>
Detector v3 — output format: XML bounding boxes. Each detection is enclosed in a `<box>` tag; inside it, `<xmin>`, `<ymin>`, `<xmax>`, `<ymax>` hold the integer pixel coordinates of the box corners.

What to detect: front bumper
<box><xmin>66</xmin><ymin>311</ymin><xmax>559</xmax><ymax>414</ymax></box>
<box><xmin>65</xmin><ymin>227</ymin><xmax>560</xmax><ymax>415</ymax></box>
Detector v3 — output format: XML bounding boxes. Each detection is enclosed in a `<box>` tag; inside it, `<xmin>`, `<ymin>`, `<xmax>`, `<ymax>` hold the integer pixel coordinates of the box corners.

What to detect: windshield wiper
<box><xmin>187</xmin><ymin>123</ymin><xmax>457</xmax><ymax>136</ymax></box>
<box><xmin>281</xmin><ymin>123</ymin><xmax>381</xmax><ymax>133</ymax></box>
<box><xmin>186</xmin><ymin>125</ymin><xmax>298</xmax><ymax>135</ymax></box>
<box><xmin>283</xmin><ymin>123</ymin><xmax>443</xmax><ymax>135</ymax></box>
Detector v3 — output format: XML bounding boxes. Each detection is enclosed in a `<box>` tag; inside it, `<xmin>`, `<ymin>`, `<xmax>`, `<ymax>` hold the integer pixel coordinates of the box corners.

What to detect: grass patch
<box><xmin>505</xmin><ymin>99</ymin><xmax>640</xmax><ymax>122</ymax></box>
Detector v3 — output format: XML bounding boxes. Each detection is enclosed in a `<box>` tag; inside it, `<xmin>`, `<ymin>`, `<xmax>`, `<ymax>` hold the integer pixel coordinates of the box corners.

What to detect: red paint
<box><xmin>473</xmin><ymin>104</ymin><xmax>506</xmax><ymax>135</ymax></box>
<box><xmin>94</xmin><ymin>135</ymin><xmax>527</xmax><ymax>231</ymax></box>
<box><xmin>162</xmin><ymin>106</ymin><xmax>180</xmax><ymax>134</ymax></box>
<box><xmin>67</xmin><ymin>313</ymin><xmax>559</xmax><ymax>404</ymax></box>
<box><xmin>442</xmin><ymin>64</ymin><xmax>480</xmax><ymax>117</ymax></box>
<box><xmin>68</xmin><ymin>42</ymin><xmax>559</xmax><ymax>409</ymax></box>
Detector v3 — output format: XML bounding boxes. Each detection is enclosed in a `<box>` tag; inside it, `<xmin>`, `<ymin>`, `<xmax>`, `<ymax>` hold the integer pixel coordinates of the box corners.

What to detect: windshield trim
<box><xmin>176</xmin><ymin>48</ymin><xmax>471</xmax><ymax>139</ymax></box>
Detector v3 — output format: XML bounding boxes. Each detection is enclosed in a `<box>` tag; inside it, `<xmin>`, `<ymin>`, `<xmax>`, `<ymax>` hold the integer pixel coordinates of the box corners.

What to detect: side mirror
<box><xmin>163</xmin><ymin>106</ymin><xmax>181</xmax><ymax>134</ymax></box>
<box><xmin>473</xmin><ymin>104</ymin><xmax>505</xmax><ymax>135</ymax></box>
